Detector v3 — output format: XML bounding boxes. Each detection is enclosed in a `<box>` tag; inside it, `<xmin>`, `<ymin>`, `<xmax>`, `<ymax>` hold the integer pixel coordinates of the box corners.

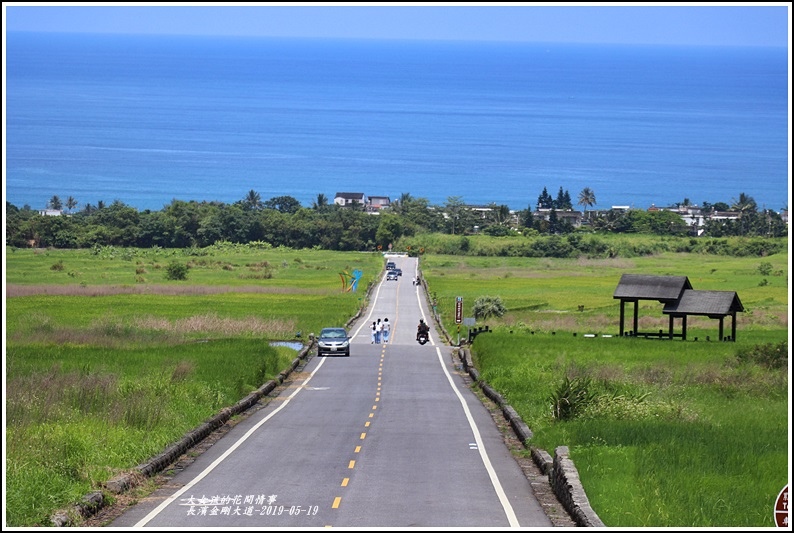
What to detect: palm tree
<box><xmin>243</xmin><ymin>189</ymin><xmax>262</xmax><ymax>210</ymax></box>
<box><xmin>47</xmin><ymin>194</ymin><xmax>63</xmax><ymax>210</ymax></box>
<box><xmin>731</xmin><ymin>192</ymin><xmax>757</xmax><ymax>236</ymax></box>
<box><xmin>577</xmin><ymin>187</ymin><xmax>596</xmax><ymax>212</ymax></box>
<box><xmin>65</xmin><ymin>196</ymin><xmax>78</xmax><ymax>214</ymax></box>
<box><xmin>391</xmin><ymin>192</ymin><xmax>413</xmax><ymax>215</ymax></box>
<box><xmin>398</xmin><ymin>192</ymin><xmax>413</xmax><ymax>204</ymax></box>
<box><xmin>730</xmin><ymin>192</ymin><xmax>757</xmax><ymax>215</ymax></box>
<box><xmin>445</xmin><ymin>196</ymin><xmax>465</xmax><ymax>235</ymax></box>
<box><xmin>487</xmin><ymin>203</ymin><xmax>511</xmax><ymax>226</ymax></box>
<box><xmin>312</xmin><ymin>193</ymin><xmax>329</xmax><ymax>210</ymax></box>
<box><xmin>48</xmin><ymin>195</ymin><xmax>63</xmax><ymax>211</ymax></box>
<box><xmin>577</xmin><ymin>188</ymin><xmax>596</xmax><ymax>224</ymax></box>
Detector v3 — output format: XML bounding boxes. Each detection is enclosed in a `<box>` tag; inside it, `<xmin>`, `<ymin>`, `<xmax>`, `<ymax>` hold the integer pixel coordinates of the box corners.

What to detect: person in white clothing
<box><xmin>382</xmin><ymin>318</ymin><xmax>391</xmax><ymax>343</ymax></box>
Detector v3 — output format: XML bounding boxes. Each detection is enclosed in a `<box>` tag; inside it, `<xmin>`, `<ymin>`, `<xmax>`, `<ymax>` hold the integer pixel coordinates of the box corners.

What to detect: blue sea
<box><xmin>4</xmin><ymin>32</ymin><xmax>790</xmax><ymax>213</ymax></box>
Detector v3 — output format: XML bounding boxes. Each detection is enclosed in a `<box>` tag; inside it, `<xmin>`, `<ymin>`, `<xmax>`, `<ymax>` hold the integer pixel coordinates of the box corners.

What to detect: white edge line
<box><xmin>435</xmin><ymin>345</ymin><xmax>520</xmax><ymax>527</ymax></box>
<box><xmin>132</xmin><ymin>357</ymin><xmax>328</xmax><ymax>527</ymax></box>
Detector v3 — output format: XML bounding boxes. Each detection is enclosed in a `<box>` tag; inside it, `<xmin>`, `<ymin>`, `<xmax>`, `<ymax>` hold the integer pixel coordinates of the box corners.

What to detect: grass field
<box><xmin>419</xmin><ymin>247</ymin><xmax>789</xmax><ymax>527</ymax></box>
<box><xmin>4</xmin><ymin>244</ymin><xmax>384</xmax><ymax>527</ymax></box>
<box><xmin>4</xmin><ymin>241</ymin><xmax>790</xmax><ymax>527</ymax></box>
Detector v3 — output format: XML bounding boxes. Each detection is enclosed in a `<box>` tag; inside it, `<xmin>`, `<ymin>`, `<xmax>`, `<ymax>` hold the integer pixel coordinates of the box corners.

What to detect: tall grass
<box><xmin>5</xmin><ymin>340</ymin><xmax>291</xmax><ymax>526</ymax></box>
<box><xmin>421</xmin><ymin>244</ymin><xmax>790</xmax><ymax>527</ymax></box>
<box><xmin>426</xmin><ymin>245</ymin><xmax>789</xmax><ymax>527</ymax></box>
<box><xmin>472</xmin><ymin>333</ymin><xmax>788</xmax><ymax>526</ymax></box>
<box><xmin>5</xmin><ymin>245</ymin><xmax>385</xmax><ymax>526</ymax></box>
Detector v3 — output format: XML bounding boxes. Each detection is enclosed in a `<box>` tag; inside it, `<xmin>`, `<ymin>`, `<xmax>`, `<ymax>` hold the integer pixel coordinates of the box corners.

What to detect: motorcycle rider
<box><xmin>416</xmin><ymin>319</ymin><xmax>430</xmax><ymax>341</ymax></box>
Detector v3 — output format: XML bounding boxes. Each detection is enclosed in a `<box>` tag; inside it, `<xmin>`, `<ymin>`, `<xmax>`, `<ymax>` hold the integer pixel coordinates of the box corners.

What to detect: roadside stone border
<box><xmin>419</xmin><ymin>272</ymin><xmax>604</xmax><ymax>528</ymax></box>
<box><xmin>458</xmin><ymin>346</ymin><xmax>605</xmax><ymax>527</ymax></box>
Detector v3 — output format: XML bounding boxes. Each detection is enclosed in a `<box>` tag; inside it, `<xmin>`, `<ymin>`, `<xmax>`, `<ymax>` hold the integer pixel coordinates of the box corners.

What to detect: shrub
<box><xmin>736</xmin><ymin>341</ymin><xmax>788</xmax><ymax>369</ymax></box>
<box><xmin>757</xmin><ymin>261</ymin><xmax>773</xmax><ymax>276</ymax></box>
<box><xmin>549</xmin><ymin>375</ymin><xmax>598</xmax><ymax>421</ymax></box>
<box><xmin>164</xmin><ymin>261</ymin><xmax>189</xmax><ymax>281</ymax></box>
<box><xmin>472</xmin><ymin>296</ymin><xmax>507</xmax><ymax>321</ymax></box>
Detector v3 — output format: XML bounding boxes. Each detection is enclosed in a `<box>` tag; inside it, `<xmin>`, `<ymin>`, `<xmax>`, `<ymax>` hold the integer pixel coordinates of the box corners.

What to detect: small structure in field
<box><xmin>613</xmin><ymin>274</ymin><xmax>743</xmax><ymax>341</ymax></box>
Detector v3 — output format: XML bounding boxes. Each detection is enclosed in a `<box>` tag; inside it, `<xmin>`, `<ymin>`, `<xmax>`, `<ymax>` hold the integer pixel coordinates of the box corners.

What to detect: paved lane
<box><xmin>110</xmin><ymin>255</ymin><xmax>552</xmax><ymax>528</ymax></box>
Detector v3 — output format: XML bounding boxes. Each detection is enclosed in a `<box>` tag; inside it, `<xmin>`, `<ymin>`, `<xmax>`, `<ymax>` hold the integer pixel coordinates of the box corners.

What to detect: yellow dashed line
<box><xmin>332</xmin><ymin>325</ymin><xmax>393</xmax><ymax>519</ymax></box>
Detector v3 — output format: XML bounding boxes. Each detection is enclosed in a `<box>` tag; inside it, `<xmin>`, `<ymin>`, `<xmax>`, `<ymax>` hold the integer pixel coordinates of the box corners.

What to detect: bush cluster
<box><xmin>548</xmin><ymin>376</ymin><xmax>598</xmax><ymax>421</ymax></box>
<box><xmin>735</xmin><ymin>341</ymin><xmax>788</xmax><ymax>369</ymax></box>
<box><xmin>164</xmin><ymin>261</ymin><xmax>189</xmax><ymax>281</ymax></box>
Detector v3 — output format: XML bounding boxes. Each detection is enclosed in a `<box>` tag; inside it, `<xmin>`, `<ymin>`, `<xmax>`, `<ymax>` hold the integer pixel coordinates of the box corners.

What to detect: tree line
<box><xmin>5</xmin><ymin>188</ymin><xmax>787</xmax><ymax>251</ymax></box>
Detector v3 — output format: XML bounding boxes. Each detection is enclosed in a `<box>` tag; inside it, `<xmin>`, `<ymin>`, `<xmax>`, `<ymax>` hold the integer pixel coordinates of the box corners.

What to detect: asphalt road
<box><xmin>110</xmin><ymin>255</ymin><xmax>554</xmax><ymax>528</ymax></box>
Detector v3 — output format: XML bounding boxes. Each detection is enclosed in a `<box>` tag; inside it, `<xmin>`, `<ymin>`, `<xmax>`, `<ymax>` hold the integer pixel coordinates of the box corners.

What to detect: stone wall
<box><xmin>457</xmin><ymin>347</ymin><xmax>605</xmax><ymax>527</ymax></box>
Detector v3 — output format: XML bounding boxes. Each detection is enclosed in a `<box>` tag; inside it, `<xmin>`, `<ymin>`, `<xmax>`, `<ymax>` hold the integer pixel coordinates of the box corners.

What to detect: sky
<box><xmin>2</xmin><ymin>2</ymin><xmax>791</xmax><ymax>47</ymax></box>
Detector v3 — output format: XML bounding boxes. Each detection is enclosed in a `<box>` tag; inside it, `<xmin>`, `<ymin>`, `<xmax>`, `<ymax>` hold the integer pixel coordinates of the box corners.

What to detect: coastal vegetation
<box><xmin>4</xmin><ymin>236</ymin><xmax>789</xmax><ymax>527</ymax></box>
<box><xmin>5</xmin><ymin>187</ymin><xmax>787</xmax><ymax>252</ymax></box>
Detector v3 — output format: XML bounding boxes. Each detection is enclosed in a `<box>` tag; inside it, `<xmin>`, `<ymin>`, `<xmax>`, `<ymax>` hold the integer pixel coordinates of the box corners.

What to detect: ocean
<box><xmin>4</xmin><ymin>32</ymin><xmax>790</xmax><ymax>214</ymax></box>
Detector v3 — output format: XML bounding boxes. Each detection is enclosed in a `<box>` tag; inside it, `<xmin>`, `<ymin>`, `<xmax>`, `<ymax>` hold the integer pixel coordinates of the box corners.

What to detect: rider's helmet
<box><xmin>419</xmin><ymin>319</ymin><xmax>424</xmax><ymax>324</ymax></box>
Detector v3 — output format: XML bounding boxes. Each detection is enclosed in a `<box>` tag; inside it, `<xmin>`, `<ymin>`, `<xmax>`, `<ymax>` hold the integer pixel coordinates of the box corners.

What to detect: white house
<box><xmin>334</xmin><ymin>192</ymin><xmax>367</xmax><ymax>207</ymax></box>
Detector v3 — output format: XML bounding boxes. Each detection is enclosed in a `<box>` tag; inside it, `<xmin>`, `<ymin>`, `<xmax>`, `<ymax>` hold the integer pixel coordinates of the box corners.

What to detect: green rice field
<box><xmin>4</xmin><ymin>240</ymin><xmax>790</xmax><ymax>527</ymax></box>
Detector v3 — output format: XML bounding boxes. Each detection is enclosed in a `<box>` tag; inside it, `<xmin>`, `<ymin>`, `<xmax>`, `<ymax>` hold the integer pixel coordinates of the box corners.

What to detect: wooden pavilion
<box><xmin>613</xmin><ymin>274</ymin><xmax>692</xmax><ymax>338</ymax></box>
<box><xmin>613</xmin><ymin>274</ymin><xmax>744</xmax><ymax>341</ymax></box>
<box><xmin>662</xmin><ymin>290</ymin><xmax>744</xmax><ymax>341</ymax></box>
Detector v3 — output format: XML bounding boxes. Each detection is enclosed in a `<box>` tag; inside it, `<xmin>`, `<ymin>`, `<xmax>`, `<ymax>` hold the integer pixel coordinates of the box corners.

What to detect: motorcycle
<box><xmin>417</xmin><ymin>330</ymin><xmax>429</xmax><ymax>345</ymax></box>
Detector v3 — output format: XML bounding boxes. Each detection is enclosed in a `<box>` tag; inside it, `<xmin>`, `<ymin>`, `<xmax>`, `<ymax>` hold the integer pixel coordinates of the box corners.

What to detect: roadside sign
<box><xmin>455</xmin><ymin>297</ymin><xmax>463</xmax><ymax>324</ymax></box>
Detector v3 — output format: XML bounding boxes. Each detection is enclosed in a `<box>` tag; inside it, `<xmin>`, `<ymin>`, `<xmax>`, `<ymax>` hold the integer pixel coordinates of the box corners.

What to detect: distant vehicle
<box><xmin>317</xmin><ymin>327</ymin><xmax>351</xmax><ymax>357</ymax></box>
<box><xmin>394</xmin><ymin>268</ymin><xmax>402</xmax><ymax>277</ymax></box>
<box><xmin>386</xmin><ymin>270</ymin><xmax>399</xmax><ymax>281</ymax></box>
<box><xmin>386</xmin><ymin>261</ymin><xmax>396</xmax><ymax>270</ymax></box>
